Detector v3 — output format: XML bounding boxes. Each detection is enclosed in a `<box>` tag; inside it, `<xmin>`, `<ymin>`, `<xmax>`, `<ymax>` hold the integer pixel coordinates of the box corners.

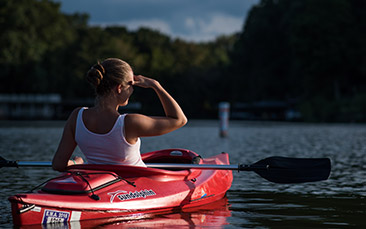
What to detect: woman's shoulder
<box><xmin>65</xmin><ymin>107</ymin><xmax>84</xmax><ymax>126</ymax></box>
<box><xmin>69</xmin><ymin>107</ymin><xmax>84</xmax><ymax>119</ymax></box>
<box><xmin>124</xmin><ymin>113</ymin><xmax>147</xmax><ymax>123</ymax></box>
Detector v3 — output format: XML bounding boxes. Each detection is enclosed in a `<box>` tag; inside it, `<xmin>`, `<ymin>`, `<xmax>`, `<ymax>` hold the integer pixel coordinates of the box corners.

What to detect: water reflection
<box><xmin>228</xmin><ymin>190</ymin><xmax>366</xmax><ymax>228</ymax></box>
<box><xmin>86</xmin><ymin>197</ymin><xmax>229</xmax><ymax>228</ymax></box>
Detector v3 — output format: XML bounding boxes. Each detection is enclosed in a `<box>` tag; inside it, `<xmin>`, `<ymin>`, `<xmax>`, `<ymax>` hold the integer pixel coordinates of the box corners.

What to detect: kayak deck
<box><xmin>8</xmin><ymin>149</ymin><xmax>233</xmax><ymax>226</ymax></box>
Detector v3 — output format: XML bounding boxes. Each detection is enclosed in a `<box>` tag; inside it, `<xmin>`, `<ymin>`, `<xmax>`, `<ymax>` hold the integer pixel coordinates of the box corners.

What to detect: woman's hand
<box><xmin>67</xmin><ymin>156</ymin><xmax>84</xmax><ymax>166</ymax></box>
<box><xmin>133</xmin><ymin>75</ymin><xmax>158</xmax><ymax>89</ymax></box>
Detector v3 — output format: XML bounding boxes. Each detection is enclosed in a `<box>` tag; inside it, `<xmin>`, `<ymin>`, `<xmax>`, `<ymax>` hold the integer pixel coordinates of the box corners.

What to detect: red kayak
<box><xmin>8</xmin><ymin>149</ymin><xmax>233</xmax><ymax>226</ymax></box>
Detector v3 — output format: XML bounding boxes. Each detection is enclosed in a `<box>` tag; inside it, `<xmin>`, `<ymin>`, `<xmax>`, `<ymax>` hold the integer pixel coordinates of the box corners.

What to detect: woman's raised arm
<box><xmin>124</xmin><ymin>75</ymin><xmax>187</xmax><ymax>144</ymax></box>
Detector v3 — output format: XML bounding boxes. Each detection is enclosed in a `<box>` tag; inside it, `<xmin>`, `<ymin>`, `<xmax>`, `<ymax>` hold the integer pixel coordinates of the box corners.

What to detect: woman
<box><xmin>52</xmin><ymin>58</ymin><xmax>187</xmax><ymax>171</ymax></box>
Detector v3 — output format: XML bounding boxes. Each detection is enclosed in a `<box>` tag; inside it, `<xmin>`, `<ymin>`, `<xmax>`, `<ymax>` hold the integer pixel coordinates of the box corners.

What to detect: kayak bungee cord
<box><xmin>29</xmin><ymin>173</ymin><xmax>71</xmax><ymax>193</ymax></box>
<box><xmin>28</xmin><ymin>170</ymin><xmax>136</xmax><ymax>201</ymax></box>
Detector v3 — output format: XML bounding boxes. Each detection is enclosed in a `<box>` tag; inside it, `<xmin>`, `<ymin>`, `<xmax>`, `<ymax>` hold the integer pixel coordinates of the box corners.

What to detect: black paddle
<box><xmin>0</xmin><ymin>156</ymin><xmax>331</xmax><ymax>184</ymax></box>
<box><xmin>240</xmin><ymin>156</ymin><xmax>331</xmax><ymax>184</ymax></box>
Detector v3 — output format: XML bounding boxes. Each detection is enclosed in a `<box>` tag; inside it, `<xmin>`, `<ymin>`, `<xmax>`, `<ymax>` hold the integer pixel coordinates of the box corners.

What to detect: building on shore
<box><xmin>0</xmin><ymin>94</ymin><xmax>141</xmax><ymax>120</ymax></box>
<box><xmin>0</xmin><ymin>94</ymin><xmax>62</xmax><ymax>120</ymax></box>
<box><xmin>231</xmin><ymin>100</ymin><xmax>302</xmax><ymax>121</ymax></box>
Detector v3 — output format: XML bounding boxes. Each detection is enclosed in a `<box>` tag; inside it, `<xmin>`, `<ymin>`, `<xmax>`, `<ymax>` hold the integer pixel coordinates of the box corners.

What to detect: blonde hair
<box><xmin>86</xmin><ymin>58</ymin><xmax>132</xmax><ymax>96</ymax></box>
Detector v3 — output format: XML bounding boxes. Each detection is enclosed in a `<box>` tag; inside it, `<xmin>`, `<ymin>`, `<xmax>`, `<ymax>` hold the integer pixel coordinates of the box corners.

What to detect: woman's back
<box><xmin>75</xmin><ymin>107</ymin><xmax>145</xmax><ymax>167</ymax></box>
<box><xmin>81</xmin><ymin>107</ymin><xmax>120</xmax><ymax>135</ymax></box>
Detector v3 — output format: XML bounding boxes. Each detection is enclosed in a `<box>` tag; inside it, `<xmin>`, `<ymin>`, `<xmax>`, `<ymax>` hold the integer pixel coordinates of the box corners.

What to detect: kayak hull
<box><xmin>8</xmin><ymin>149</ymin><xmax>233</xmax><ymax>226</ymax></box>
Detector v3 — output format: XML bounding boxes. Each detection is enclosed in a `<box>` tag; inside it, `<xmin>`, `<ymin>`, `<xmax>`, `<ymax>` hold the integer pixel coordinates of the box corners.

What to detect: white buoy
<box><xmin>219</xmin><ymin>102</ymin><xmax>230</xmax><ymax>138</ymax></box>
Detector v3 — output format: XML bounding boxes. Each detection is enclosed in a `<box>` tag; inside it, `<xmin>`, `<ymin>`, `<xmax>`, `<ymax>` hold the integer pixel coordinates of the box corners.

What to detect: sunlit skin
<box><xmin>52</xmin><ymin>69</ymin><xmax>187</xmax><ymax>171</ymax></box>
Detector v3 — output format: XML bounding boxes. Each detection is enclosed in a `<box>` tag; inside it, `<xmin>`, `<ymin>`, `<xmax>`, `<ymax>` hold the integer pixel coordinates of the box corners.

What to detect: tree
<box><xmin>0</xmin><ymin>0</ymin><xmax>79</xmax><ymax>93</ymax></box>
<box><xmin>230</xmin><ymin>0</ymin><xmax>366</xmax><ymax>121</ymax></box>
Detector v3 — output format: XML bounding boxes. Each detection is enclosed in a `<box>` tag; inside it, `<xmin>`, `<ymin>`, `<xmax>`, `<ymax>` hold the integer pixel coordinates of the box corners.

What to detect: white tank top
<box><xmin>75</xmin><ymin>107</ymin><xmax>146</xmax><ymax>167</ymax></box>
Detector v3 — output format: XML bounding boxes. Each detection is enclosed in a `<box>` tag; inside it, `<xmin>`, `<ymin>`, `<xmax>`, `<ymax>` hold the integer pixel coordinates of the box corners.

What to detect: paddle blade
<box><xmin>251</xmin><ymin>156</ymin><xmax>331</xmax><ymax>184</ymax></box>
<box><xmin>0</xmin><ymin>156</ymin><xmax>18</xmax><ymax>168</ymax></box>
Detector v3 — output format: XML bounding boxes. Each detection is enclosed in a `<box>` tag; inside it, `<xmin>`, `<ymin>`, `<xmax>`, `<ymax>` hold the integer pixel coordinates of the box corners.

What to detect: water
<box><xmin>0</xmin><ymin>120</ymin><xmax>365</xmax><ymax>228</ymax></box>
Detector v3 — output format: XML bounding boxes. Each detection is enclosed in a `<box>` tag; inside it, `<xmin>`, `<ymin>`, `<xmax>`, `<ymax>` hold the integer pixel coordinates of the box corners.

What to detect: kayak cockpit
<box><xmin>141</xmin><ymin>148</ymin><xmax>201</xmax><ymax>165</ymax></box>
<box><xmin>41</xmin><ymin>149</ymin><xmax>203</xmax><ymax>195</ymax></box>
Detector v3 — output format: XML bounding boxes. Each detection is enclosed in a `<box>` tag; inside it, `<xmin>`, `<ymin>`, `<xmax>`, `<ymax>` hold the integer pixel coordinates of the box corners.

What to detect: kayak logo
<box><xmin>108</xmin><ymin>190</ymin><xmax>127</xmax><ymax>203</ymax></box>
<box><xmin>42</xmin><ymin>209</ymin><xmax>70</xmax><ymax>224</ymax></box>
<box><xmin>108</xmin><ymin>189</ymin><xmax>156</xmax><ymax>203</ymax></box>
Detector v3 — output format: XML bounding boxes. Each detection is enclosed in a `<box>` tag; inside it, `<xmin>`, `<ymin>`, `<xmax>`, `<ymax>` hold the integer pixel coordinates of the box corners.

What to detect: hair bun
<box><xmin>86</xmin><ymin>62</ymin><xmax>106</xmax><ymax>87</ymax></box>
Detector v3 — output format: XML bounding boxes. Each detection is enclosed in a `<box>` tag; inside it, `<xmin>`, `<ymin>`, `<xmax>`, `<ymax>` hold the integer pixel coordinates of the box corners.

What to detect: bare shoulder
<box><xmin>64</xmin><ymin>107</ymin><xmax>83</xmax><ymax>129</ymax></box>
<box><xmin>124</xmin><ymin>113</ymin><xmax>150</xmax><ymax>135</ymax></box>
<box><xmin>124</xmin><ymin>114</ymin><xmax>145</xmax><ymax>143</ymax></box>
<box><xmin>124</xmin><ymin>113</ymin><xmax>148</xmax><ymax>123</ymax></box>
<box><xmin>68</xmin><ymin>107</ymin><xmax>82</xmax><ymax>121</ymax></box>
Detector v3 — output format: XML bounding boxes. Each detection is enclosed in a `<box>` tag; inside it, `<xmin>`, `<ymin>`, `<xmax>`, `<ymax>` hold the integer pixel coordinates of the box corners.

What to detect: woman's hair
<box><xmin>86</xmin><ymin>58</ymin><xmax>132</xmax><ymax>96</ymax></box>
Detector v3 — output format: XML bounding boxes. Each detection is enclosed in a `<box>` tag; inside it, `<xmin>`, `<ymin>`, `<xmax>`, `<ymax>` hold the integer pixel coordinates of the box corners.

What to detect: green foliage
<box><xmin>1</xmin><ymin>0</ymin><xmax>365</xmax><ymax>121</ymax></box>
<box><xmin>230</xmin><ymin>0</ymin><xmax>366</xmax><ymax>122</ymax></box>
<box><xmin>0</xmin><ymin>0</ymin><xmax>77</xmax><ymax>93</ymax></box>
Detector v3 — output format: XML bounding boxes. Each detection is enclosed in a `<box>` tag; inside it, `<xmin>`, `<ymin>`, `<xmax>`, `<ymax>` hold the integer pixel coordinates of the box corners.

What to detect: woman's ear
<box><xmin>117</xmin><ymin>84</ymin><xmax>122</xmax><ymax>94</ymax></box>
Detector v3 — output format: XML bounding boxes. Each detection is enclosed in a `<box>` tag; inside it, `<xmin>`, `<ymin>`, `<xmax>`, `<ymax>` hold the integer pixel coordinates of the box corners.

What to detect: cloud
<box><xmin>92</xmin><ymin>13</ymin><xmax>242</xmax><ymax>42</ymax></box>
<box><xmin>201</xmin><ymin>13</ymin><xmax>244</xmax><ymax>34</ymax></box>
<box><xmin>179</xmin><ymin>13</ymin><xmax>244</xmax><ymax>42</ymax></box>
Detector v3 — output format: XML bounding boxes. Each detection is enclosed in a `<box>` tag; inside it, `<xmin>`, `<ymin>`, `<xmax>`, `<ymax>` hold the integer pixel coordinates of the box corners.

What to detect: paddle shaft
<box><xmin>16</xmin><ymin>161</ymin><xmax>52</xmax><ymax>167</ymax></box>
<box><xmin>4</xmin><ymin>160</ymin><xmax>251</xmax><ymax>171</ymax></box>
<box><xmin>147</xmin><ymin>163</ymin><xmax>255</xmax><ymax>170</ymax></box>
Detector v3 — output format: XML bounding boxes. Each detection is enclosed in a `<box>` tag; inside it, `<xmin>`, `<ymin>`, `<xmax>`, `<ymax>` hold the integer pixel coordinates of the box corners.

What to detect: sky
<box><xmin>55</xmin><ymin>0</ymin><xmax>260</xmax><ymax>42</ymax></box>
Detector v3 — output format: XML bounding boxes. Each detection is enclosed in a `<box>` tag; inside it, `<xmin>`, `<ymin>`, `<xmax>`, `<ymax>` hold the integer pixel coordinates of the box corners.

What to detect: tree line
<box><xmin>230</xmin><ymin>0</ymin><xmax>366</xmax><ymax>122</ymax></box>
<box><xmin>0</xmin><ymin>0</ymin><xmax>365</xmax><ymax>121</ymax></box>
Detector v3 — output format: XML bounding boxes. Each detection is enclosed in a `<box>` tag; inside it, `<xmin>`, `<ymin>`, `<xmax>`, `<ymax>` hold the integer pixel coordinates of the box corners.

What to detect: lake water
<box><xmin>0</xmin><ymin>120</ymin><xmax>365</xmax><ymax>228</ymax></box>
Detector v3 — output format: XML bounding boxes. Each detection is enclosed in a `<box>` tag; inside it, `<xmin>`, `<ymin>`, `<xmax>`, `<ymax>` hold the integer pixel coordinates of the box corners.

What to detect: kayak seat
<box><xmin>142</xmin><ymin>148</ymin><xmax>202</xmax><ymax>170</ymax></box>
<box><xmin>142</xmin><ymin>148</ymin><xmax>201</xmax><ymax>165</ymax></box>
